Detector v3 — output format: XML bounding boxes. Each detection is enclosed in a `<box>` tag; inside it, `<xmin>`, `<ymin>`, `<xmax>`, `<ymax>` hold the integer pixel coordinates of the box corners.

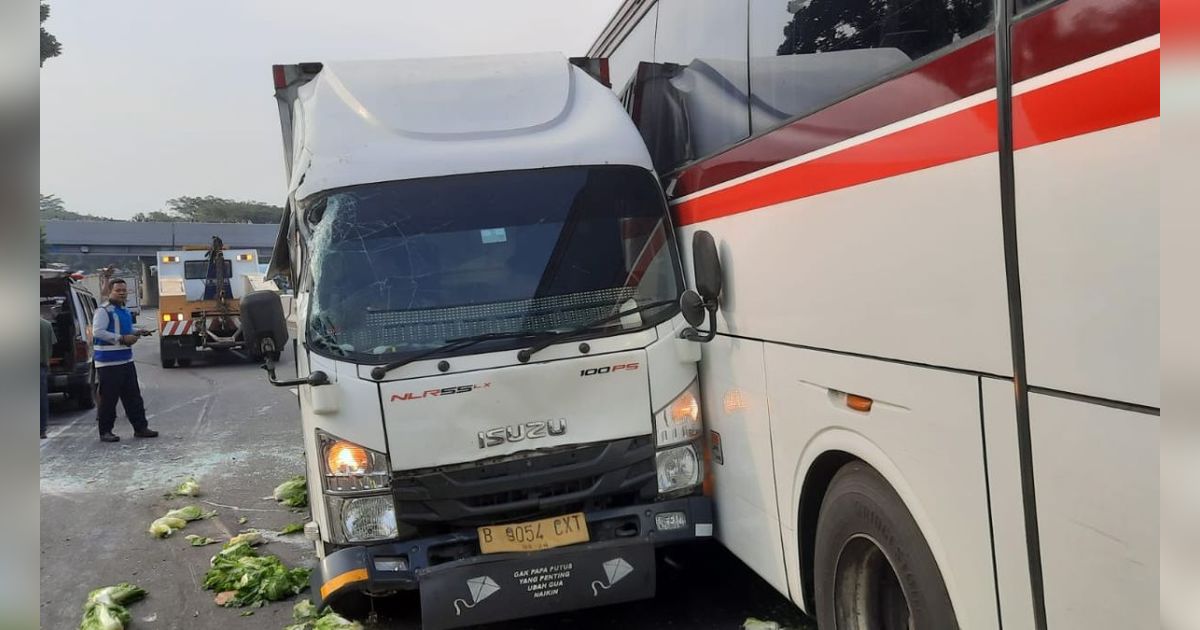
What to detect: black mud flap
<box><xmin>418</xmin><ymin>540</ymin><xmax>655</xmax><ymax>630</ymax></box>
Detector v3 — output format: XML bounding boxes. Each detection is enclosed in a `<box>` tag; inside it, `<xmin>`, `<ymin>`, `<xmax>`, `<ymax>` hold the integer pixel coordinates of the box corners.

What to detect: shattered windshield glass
<box><xmin>302</xmin><ymin>165</ymin><xmax>682</xmax><ymax>361</ymax></box>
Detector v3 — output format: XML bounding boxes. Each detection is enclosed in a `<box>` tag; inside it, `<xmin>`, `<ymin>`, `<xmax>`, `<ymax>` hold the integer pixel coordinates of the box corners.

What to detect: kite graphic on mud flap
<box><xmin>592</xmin><ymin>557</ymin><xmax>634</xmax><ymax>596</ymax></box>
<box><xmin>453</xmin><ymin>576</ymin><xmax>500</xmax><ymax>616</ymax></box>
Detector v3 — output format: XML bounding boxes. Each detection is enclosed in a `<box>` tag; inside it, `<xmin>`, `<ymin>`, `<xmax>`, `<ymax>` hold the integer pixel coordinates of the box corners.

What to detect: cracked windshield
<box><xmin>303</xmin><ymin>165</ymin><xmax>682</xmax><ymax>360</ymax></box>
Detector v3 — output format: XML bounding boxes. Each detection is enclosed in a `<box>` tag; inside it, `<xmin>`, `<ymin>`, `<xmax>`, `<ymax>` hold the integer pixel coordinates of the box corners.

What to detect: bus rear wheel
<box><xmin>813</xmin><ymin>463</ymin><xmax>957</xmax><ymax>630</ymax></box>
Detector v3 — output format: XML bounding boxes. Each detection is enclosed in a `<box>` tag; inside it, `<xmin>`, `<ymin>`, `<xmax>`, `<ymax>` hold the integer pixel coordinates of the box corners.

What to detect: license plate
<box><xmin>477</xmin><ymin>512</ymin><xmax>589</xmax><ymax>554</ymax></box>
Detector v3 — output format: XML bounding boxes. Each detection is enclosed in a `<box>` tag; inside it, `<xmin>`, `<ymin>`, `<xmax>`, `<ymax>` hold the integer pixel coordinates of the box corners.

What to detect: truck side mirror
<box><xmin>241</xmin><ymin>290</ymin><xmax>288</xmax><ymax>362</ymax></box>
<box><xmin>681</xmin><ymin>231</ymin><xmax>723</xmax><ymax>343</ymax></box>
<box><xmin>692</xmin><ymin>230</ymin><xmax>723</xmax><ymax>302</ymax></box>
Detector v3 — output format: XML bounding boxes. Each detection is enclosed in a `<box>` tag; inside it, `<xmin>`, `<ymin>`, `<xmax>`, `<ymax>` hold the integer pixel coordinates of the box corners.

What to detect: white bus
<box><xmin>590</xmin><ymin>0</ymin><xmax>1159</xmax><ymax>628</ymax></box>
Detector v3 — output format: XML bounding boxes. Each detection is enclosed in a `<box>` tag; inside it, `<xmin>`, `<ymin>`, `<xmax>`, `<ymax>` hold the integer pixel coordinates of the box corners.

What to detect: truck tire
<box><xmin>813</xmin><ymin>462</ymin><xmax>957</xmax><ymax>630</ymax></box>
<box><xmin>177</xmin><ymin>358</ymin><xmax>193</xmax><ymax>367</ymax></box>
<box><xmin>160</xmin><ymin>338</ymin><xmax>176</xmax><ymax>368</ymax></box>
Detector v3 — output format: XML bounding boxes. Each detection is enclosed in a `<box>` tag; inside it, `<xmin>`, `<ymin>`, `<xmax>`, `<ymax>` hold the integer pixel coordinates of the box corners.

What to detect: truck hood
<box><xmin>379</xmin><ymin>349</ymin><xmax>651</xmax><ymax>470</ymax></box>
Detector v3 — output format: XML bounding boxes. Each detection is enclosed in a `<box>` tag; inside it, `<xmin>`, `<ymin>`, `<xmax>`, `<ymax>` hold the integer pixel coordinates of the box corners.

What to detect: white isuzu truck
<box><xmin>241</xmin><ymin>52</ymin><xmax>726</xmax><ymax>629</ymax></box>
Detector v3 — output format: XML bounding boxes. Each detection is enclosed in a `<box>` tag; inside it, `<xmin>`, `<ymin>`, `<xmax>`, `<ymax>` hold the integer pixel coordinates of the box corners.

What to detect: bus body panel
<box><xmin>981</xmin><ymin>377</ymin><xmax>1037</xmax><ymax>630</ymax></box>
<box><xmin>1013</xmin><ymin>53</ymin><xmax>1160</xmax><ymax>407</ymax></box>
<box><xmin>1027</xmin><ymin>393</ymin><xmax>1158</xmax><ymax>628</ymax></box>
<box><xmin>764</xmin><ymin>345</ymin><xmax>999</xmax><ymax>630</ymax></box>
<box><xmin>602</xmin><ymin>0</ymin><xmax>1160</xmax><ymax>623</ymax></box>
<box><xmin>675</xmin><ymin>148</ymin><xmax>1012</xmax><ymax>377</ymax></box>
<box><xmin>698</xmin><ymin>335</ymin><xmax>790</xmax><ymax>596</ymax></box>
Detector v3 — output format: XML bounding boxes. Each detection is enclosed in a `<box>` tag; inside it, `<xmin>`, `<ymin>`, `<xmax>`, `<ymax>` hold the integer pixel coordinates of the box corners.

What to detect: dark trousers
<box><xmin>40</xmin><ymin>365</ymin><xmax>49</xmax><ymax>434</ymax></box>
<box><xmin>96</xmin><ymin>362</ymin><xmax>148</xmax><ymax>434</ymax></box>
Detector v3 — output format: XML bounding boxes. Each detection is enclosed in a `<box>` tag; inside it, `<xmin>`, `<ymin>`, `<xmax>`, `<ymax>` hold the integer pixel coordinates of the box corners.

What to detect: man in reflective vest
<box><xmin>92</xmin><ymin>278</ymin><xmax>158</xmax><ymax>442</ymax></box>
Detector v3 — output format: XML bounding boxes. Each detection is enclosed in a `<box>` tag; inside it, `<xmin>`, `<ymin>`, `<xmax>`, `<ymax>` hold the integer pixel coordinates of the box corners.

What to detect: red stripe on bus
<box><xmin>1012</xmin><ymin>49</ymin><xmax>1159</xmax><ymax>150</ymax></box>
<box><xmin>674</xmin><ymin>101</ymin><xmax>998</xmax><ymax>225</ymax></box>
<box><xmin>674</xmin><ymin>50</ymin><xmax>1157</xmax><ymax>226</ymax></box>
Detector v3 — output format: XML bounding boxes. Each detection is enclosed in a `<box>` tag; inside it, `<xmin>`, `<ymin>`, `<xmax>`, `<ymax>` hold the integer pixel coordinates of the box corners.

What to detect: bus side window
<box><xmin>747</xmin><ymin>0</ymin><xmax>993</xmax><ymax>133</ymax></box>
<box><xmin>644</xmin><ymin>0</ymin><xmax>751</xmax><ymax>173</ymax></box>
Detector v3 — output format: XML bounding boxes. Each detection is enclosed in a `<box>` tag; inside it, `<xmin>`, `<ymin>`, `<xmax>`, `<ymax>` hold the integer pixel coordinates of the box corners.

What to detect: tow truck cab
<box><xmin>247</xmin><ymin>52</ymin><xmax>722</xmax><ymax>629</ymax></box>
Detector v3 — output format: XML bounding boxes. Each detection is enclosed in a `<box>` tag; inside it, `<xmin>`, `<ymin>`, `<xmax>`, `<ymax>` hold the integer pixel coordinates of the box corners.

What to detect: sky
<box><xmin>39</xmin><ymin>0</ymin><xmax>623</xmax><ymax>220</ymax></box>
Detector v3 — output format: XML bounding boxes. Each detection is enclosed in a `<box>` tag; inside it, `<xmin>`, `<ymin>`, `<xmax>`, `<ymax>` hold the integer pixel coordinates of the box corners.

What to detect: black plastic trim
<box><xmin>978</xmin><ymin>377</ymin><xmax>1005</xmax><ymax>629</ymax></box>
<box><xmin>995</xmin><ymin>2</ymin><xmax>1049</xmax><ymax>626</ymax></box>
<box><xmin>1026</xmin><ymin>386</ymin><xmax>1160</xmax><ymax>416</ymax></box>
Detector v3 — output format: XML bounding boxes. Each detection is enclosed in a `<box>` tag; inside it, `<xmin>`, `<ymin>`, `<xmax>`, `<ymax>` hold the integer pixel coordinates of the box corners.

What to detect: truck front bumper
<box><xmin>311</xmin><ymin>495</ymin><xmax>712</xmax><ymax>629</ymax></box>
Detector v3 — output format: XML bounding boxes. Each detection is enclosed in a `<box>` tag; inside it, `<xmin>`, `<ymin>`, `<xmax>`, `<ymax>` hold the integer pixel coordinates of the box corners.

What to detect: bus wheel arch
<box><xmin>798</xmin><ymin>455</ymin><xmax>958</xmax><ymax>629</ymax></box>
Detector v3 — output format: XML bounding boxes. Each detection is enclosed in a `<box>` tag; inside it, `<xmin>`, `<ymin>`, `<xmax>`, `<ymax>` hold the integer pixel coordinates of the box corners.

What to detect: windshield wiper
<box><xmin>370</xmin><ymin>330</ymin><xmax>541</xmax><ymax>380</ymax></box>
<box><xmin>516</xmin><ymin>299</ymin><xmax>676</xmax><ymax>363</ymax></box>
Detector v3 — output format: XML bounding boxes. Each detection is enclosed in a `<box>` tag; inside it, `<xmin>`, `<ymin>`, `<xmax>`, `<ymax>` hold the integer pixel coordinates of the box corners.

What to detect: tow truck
<box><xmin>157</xmin><ymin>237</ymin><xmax>276</xmax><ymax>367</ymax></box>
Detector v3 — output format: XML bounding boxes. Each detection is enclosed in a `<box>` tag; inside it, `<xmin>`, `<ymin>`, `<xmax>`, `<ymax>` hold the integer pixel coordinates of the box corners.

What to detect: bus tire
<box><xmin>813</xmin><ymin>462</ymin><xmax>957</xmax><ymax>630</ymax></box>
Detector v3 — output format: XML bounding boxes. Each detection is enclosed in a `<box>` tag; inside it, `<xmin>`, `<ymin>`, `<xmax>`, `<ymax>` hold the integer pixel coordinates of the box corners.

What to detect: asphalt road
<box><xmin>40</xmin><ymin>309</ymin><xmax>814</xmax><ymax>630</ymax></box>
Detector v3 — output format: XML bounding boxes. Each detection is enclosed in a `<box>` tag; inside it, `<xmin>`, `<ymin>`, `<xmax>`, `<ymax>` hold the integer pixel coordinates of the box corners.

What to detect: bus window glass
<box><xmin>608</xmin><ymin>5</ymin><xmax>659</xmax><ymax>101</ymax></box>
<box><xmin>748</xmin><ymin>0</ymin><xmax>992</xmax><ymax>134</ymax></box>
<box><xmin>644</xmin><ymin>0</ymin><xmax>750</xmax><ymax>172</ymax></box>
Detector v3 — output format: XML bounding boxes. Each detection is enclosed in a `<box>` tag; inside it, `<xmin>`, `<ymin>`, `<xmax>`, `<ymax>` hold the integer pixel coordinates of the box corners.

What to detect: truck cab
<box><xmin>252</xmin><ymin>52</ymin><xmax>718</xmax><ymax>629</ymax></box>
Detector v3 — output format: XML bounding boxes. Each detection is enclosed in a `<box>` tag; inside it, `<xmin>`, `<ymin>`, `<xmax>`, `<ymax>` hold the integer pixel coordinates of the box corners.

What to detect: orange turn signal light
<box><xmin>846</xmin><ymin>394</ymin><xmax>874</xmax><ymax>413</ymax></box>
<box><xmin>325</xmin><ymin>441</ymin><xmax>370</xmax><ymax>476</ymax></box>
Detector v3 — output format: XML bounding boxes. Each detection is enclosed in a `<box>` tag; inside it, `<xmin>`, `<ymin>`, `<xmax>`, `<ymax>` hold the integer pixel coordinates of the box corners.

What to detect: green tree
<box><xmin>41</xmin><ymin>3</ymin><xmax>62</xmax><ymax>67</ymax></box>
<box><xmin>40</xmin><ymin>225</ymin><xmax>48</xmax><ymax>265</ymax></box>
<box><xmin>133</xmin><ymin>196</ymin><xmax>283</xmax><ymax>224</ymax></box>
<box><xmin>40</xmin><ymin>194</ymin><xmax>116</xmax><ymax>221</ymax></box>
<box><xmin>131</xmin><ymin>210</ymin><xmax>175</xmax><ymax>222</ymax></box>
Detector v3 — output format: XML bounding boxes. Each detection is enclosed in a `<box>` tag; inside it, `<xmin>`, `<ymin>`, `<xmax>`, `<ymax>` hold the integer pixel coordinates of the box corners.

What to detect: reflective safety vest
<box><xmin>94</xmin><ymin>303</ymin><xmax>134</xmax><ymax>365</ymax></box>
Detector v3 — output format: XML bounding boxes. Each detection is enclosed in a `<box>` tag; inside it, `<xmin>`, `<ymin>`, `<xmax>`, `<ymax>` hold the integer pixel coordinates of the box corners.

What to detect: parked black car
<box><xmin>40</xmin><ymin>271</ymin><xmax>97</xmax><ymax>409</ymax></box>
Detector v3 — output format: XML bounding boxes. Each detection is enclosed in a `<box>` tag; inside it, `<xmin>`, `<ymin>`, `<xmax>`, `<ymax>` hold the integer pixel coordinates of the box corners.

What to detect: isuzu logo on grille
<box><xmin>477</xmin><ymin>419</ymin><xmax>567</xmax><ymax>449</ymax></box>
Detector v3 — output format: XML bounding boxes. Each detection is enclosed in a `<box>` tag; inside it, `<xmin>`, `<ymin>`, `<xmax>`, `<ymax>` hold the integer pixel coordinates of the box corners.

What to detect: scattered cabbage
<box><xmin>203</xmin><ymin>543</ymin><xmax>310</xmax><ymax>607</ymax></box>
<box><xmin>79</xmin><ymin>583</ymin><xmax>145</xmax><ymax>630</ymax></box>
<box><xmin>171</xmin><ymin>478</ymin><xmax>201</xmax><ymax>497</ymax></box>
<box><xmin>185</xmin><ymin>534</ymin><xmax>216</xmax><ymax>546</ymax></box>
<box><xmin>227</xmin><ymin>531</ymin><xmax>263</xmax><ymax>547</ymax></box>
<box><xmin>148</xmin><ymin>516</ymin><xmax>187</xmax><ymax>538</ymax></box>
<box><xmin>279</xmin><ymin>523</ymin><xmax>305</xmax><ymax>535</ymax></box>
<box><xmin>273</xmin><ymin>476</ymin><xmax>309</xmax><ymax>508</ymax></box>
<box><xmin>164</xmin><ymin>505</ymin><xmax>213</xmax><ymax>521</ymax></box>
<box><xmin>284</xmin><ymin>599</ymin><xmax>363</xmax><ymax>630</ymax></box>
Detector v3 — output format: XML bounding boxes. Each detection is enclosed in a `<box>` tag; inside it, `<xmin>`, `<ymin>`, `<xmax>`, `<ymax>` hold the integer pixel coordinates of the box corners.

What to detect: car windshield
<box><xmin>302</xmin><ymin>165</ymin><xmax>682</xmax><ymax>362</ymax></box>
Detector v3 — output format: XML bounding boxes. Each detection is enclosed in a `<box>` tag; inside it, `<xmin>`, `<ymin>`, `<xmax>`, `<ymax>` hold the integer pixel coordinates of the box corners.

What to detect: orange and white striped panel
<box><xmin>161</xmin><ymin>320</ymin><xmax>195</xmax><ymax>336</ymax></box>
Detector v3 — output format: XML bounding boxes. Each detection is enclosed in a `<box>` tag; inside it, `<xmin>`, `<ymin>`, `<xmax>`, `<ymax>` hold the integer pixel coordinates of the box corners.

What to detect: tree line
<box><xmin>40</xmin><ymin>194</ymin><xmax>284</xmax><ymax>225</ymax></box>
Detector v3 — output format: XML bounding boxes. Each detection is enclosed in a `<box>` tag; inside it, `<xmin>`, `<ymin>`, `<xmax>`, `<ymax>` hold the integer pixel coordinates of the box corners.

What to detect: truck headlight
<box><xmin>318</xmin><ymin>431</ymin><xmax>390</xmax><ymax>492</ymax></box>
<box><xmin>656</xmin><ymin>444</ymin><xmax>701</xmax><ymax>494</ymax></box>
<box><xmin>329</xmin><ymin>495</ymin><xmax>398</xmax><ymax>542</ymax></box>
<box><xmin>654</xmin><ymin>382</ymin><xmax>702</xmax><ymax>447</ymax></box>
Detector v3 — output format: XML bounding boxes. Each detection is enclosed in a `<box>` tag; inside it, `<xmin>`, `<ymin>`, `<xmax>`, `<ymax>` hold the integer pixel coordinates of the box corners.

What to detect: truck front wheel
<box><xmin>813</xmin><ymin>463</ymin><xmax>957</xmax><ymax>630</ymax></box>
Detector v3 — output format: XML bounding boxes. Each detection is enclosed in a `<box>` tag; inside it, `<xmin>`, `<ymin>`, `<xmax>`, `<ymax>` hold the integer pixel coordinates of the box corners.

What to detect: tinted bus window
<box><xmin>644</xmin><ymin>0</ymin><xmax>750</xmax><ymax>172</ymax></box>
<box><xmin>748</xmin><ymin>0</ymin><xmax>991</xmax><ymax>133</ymax></box>
<box><xmin>609</xmin><ymin>5</ymin><xmax>659</xmax><ymax>99</ymax></box>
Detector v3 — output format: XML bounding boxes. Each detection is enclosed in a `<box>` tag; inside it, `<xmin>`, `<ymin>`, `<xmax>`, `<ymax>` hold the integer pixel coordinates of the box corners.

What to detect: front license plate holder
<box><xmin>477</xmin><ymin>512</ymin><xmax>589</xmax><ymax>554</ymax></box>
<box><xmin>418</xmin><ymin>540</ymin><xmax>655</xmax><ymax>630</ymax></box>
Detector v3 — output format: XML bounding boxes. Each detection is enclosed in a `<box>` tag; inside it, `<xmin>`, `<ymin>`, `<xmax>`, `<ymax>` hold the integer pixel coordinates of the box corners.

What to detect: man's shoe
<box><xmin>99</xmin><ymin>433</ymin><xmax>120</xmax><ymax>443</ymax></box>
<box><xmin>133</xmin><ymin>429</ymin><xmax>159</xmax><ymax>438</ymax></box>
<box><xmin>40</xmin><ymin>431</ymin><xmax>47</xmax><ymax>439</ymax></box>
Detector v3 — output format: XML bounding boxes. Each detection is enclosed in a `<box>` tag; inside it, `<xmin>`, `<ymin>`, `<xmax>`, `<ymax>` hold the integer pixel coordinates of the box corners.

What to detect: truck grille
<box><xmin>392</xmin><ymin>436</ymin><xmax>656</xmax><ymax>527</ymax></box>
